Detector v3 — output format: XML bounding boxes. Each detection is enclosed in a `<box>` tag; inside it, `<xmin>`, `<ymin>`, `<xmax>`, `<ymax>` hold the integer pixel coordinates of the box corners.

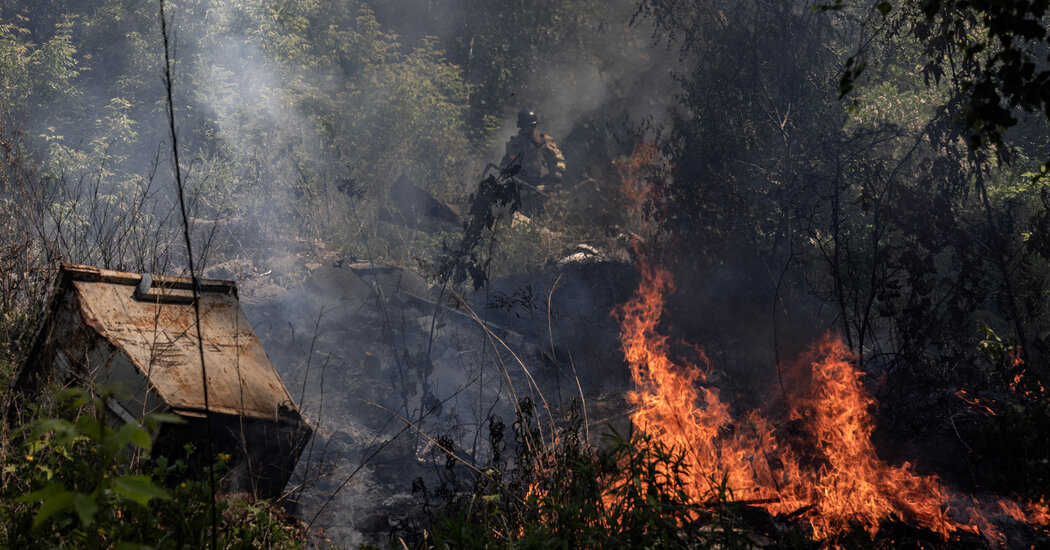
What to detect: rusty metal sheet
<box><xmin>67</xmin><ymin>265</ymin><xmax>293</xmax><ymax>419</ymax></box>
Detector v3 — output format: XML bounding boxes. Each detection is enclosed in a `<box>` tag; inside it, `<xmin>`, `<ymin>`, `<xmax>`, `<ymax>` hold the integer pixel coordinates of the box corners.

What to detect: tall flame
<box><xmin>615</xmin><ymin>262</ymin><xmax>1049</xmax><ymax>543</ymax></box>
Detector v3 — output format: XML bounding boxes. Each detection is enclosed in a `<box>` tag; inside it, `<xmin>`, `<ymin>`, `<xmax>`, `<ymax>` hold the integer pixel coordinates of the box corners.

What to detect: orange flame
<box><xmin>617</xmin><ymin>143</ymin><xmax>661</xmax><ymax>208</ymax></box>
<box><xmin>616</xmin><ymin>143</ymin><xmax>668</xmax><ymax>240</ymax></box>
<box><xmin>954</xmin><ymin>389</ymin><xmax>997</xmax><ymax>416</ymax></box>
<box><xmin>614</xmin><ymin>262</ymin><xmax>1049</xmax><ymax>543</ymax></box>
<box><xmin>1010</xmin><ymin>369</ymin><xmax>1047</xmax><ymax>400</ymax></box>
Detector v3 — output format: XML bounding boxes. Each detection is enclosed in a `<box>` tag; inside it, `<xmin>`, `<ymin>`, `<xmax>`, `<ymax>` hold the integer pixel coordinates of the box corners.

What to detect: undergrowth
<box><xmin>0</xmin><ymin>387</ymin><xmax>305</xmax><ymax>550</ymax></box>
<box><xmin>407</xmin><ymin>399</ymin><xmax>768</xmax><ymax>550</ymax></box>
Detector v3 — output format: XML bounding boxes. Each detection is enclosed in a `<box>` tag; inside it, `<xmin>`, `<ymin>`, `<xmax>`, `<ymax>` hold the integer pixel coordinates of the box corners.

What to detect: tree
<box><xmin>839</xmin><ymin>0</ymin><xmax>1050</xmax><ymax>157</ymax></box>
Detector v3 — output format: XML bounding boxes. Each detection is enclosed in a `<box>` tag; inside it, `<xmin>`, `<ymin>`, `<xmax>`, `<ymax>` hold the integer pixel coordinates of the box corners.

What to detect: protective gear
<box><xmin>516</xmin><ymin>109</ymin><xmax>539</xmax><ymax>128</ymax></box>
<box><xmin>501</xmin><ymin>109</ymin><xmax>565</xmax><ymax>218</ymax></box>
<box><xmin>501</xmin><ymin>130</ymin><xmax>565</xmax><ymax>187</ymax></box>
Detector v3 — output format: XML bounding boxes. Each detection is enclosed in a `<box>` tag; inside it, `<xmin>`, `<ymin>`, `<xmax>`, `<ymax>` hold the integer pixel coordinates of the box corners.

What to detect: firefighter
<box><xmin>501</xmin><ymin>109</ymin><xmax>566</xmax><ymax>193</ymax></box>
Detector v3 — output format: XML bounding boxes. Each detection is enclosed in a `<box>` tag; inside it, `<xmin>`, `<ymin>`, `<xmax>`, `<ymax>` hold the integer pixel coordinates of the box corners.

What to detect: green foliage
<box><xmin>875</xmin><ymin>0</ymin><xmax>1050</xmax><ymax>155</ymax></box>
<box><xmin>0</xmin><ymin>0</ymin><xmax>655</xmax><ymax>281</ymax></box>
<box><xmin>0</xmin><ymin>0</ymin><xmax>489</xmax><ymax>275</ymax></box>
<box><xmin>0</xmin><ymin>387</ymin><xmax>305</xmax><ymax>549</ymax></box>
<box><xmin>0</xmin><ymin>19</ymin><xmax>79</xmax><ymax>114</ymax></box>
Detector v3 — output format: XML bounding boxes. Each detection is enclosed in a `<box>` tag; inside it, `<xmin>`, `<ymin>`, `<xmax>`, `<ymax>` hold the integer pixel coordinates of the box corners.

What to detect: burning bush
<box><xmin>411</xmin><ymin>260</ymin><xmax>1050</xmax><ymax>549</ymax></box>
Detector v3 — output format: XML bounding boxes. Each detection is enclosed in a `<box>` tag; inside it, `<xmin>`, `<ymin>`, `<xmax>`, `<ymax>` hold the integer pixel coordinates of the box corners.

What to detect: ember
<box><xmin>614</xmin><ymin>261</ymin><xmax>1049</xmax><ymax>544</ymax></box>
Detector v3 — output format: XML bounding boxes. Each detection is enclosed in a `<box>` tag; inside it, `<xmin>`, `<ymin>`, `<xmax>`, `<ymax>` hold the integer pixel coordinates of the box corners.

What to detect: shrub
<box><xmin>1</xmin><ymin>387</ymin><xmax>305</xmax><ymax>549</ymax></box>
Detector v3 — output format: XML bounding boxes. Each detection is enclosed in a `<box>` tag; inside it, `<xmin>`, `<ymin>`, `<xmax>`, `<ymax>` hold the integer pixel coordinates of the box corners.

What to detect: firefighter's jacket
<box><xmin>501</xmin><ymin>130</ymin><xmax>566</xmax><ymax>188</ymax></box>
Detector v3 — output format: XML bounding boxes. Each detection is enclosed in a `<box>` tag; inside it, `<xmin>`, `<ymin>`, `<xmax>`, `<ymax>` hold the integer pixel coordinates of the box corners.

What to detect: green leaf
<box><xmin>71</xmin><ymin>492</ymin><xmax>98</xmax><ymax>526</ymax></box>
<box><xmin>17</xmin><ymin>482</ymin><xmax>66</xmax><ymax>503</ymax></box>
<box><xmin>876</xmin><ymin>1</ymin><xmax>893</xmax><ymax>17</ymax></box>
<box><xmin>109</xmin><ymin>421</ymin><xmax>138</xmax><ymax>449</ymax></box>
<box><xmin>74</xmin><ymin>414</ymin><xmax>103</xmax><ymax>441</ymax></box>
<box><xmin>19</xmin><ymin>484</ymin><xmax>74</xmax><ymax>528</ymax></box>
<box><xmin>109</xmin><ymin>421</ymin><xmax>152</xmax><ymax>453</ymax></box>
<box><xmin>28</xmin><ymin>418</ymin><xmax>74</xmax><ymax>442</ymax></box>
<box><xmin>129</xmin><ymin>427</ymin><xmax>152</xmax><ymax>451</ymax></box>
<box><xmin>27</xmin><ymin>439</ymin><xmax>50</xmax><ymax>455</ymax></box>
<box><xmin>481</xmin><ymin>494</ymin><xmax>500</xmax><ymax>505</ymax></box>
<box><xmin>111</xmin><ymin>475</ymin><xmax>170</xmax><ymax>506</ymax></box>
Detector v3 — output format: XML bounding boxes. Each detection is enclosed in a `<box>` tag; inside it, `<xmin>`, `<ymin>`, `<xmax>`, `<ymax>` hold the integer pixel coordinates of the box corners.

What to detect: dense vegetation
<box><xmin>1</xmin><ymin>0</ymin><xmax>1049</xmax><ymax>548</ymax></box>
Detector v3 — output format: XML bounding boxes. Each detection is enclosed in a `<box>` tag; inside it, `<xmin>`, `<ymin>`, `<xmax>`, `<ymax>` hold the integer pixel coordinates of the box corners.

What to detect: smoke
<box><xmin>486</xmin><ymin>1</ymin><xmax>686</xmax><ymax>168</ymax></box>
<box><xmin>9</xmin><ymin>1</ymin><xmax>696</xmax><ymax>546</ymax></box>
<box><xmin>186</xmin><ymin>27</ymin><xmax>327</xmax><ymax>247</ymax></box>
<box><xmin>191</xmin><ymin>39</ymin><xmax>296</xmax><ymax>149</ymax></box>
<box><xmin>179</xmin><ymin>3</ymin><xmax>690</xmax><ymax>545</ymax></box>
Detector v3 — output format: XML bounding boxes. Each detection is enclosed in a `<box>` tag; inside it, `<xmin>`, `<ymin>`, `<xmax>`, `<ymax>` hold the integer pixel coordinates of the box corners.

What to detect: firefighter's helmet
<box><xmin>516</xmin><ymin>109</ymin><xmax>538</xmax><ymax>128</ymax></box>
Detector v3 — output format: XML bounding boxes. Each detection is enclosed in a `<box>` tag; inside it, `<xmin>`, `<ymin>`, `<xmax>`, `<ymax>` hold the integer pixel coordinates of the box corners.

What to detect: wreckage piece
<box><xmin>379</xmin><ymin>173</ymin><xmax>462</xmax><ymax>231</ymax></box>
<box><xmin>12</xmin><ymin>263</ymin><xmax>311</xmax><ymax>499</ymax></box>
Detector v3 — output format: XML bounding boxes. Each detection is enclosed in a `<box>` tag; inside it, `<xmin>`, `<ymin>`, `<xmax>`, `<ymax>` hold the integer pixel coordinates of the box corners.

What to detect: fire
<box><xmin>773</xmin><ymin>336</ymin><xmax>964</xmax><ymax>540</ymax></box>
<box><xmin>955</xmin><ymin>388</ymin><xmax>997</xmax><ymax>416</ymax></box>
<box><xmin>616</xmin><ymin>143</ymin><xmax>668</xmax><ymax>240</ymax></box>
<box><xmin>1010</xmin><ymin>369</ymin><xmax>1047</xmax><ymax>400</ymax></box>
<box><xmin>614</xmin><ymin>261</ymin><xmax>1049</xmax><ymax>543</ymax></box>
<box><xmin>617</xmin><ymin>143</ymin><xmax>661</xmax><ymax>210</ymax></box>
